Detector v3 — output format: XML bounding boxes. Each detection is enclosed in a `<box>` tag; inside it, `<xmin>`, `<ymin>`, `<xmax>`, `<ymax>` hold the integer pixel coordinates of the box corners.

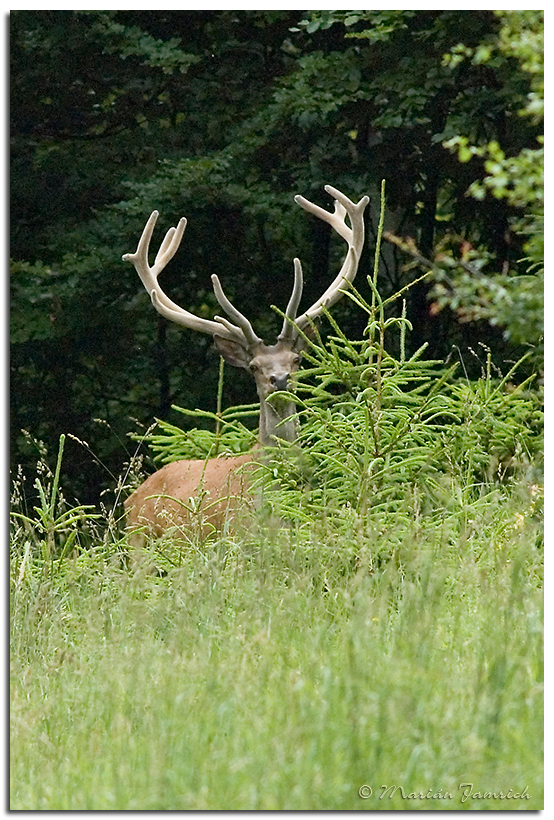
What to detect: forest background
<box><xmin>10</xmin><ymin>10</ymin><xmax>543</xmax><ymax>505</ymax></box>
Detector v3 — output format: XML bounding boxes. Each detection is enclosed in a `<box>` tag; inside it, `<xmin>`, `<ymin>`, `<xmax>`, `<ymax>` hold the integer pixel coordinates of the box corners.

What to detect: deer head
<box><xmin>123</xmin><ymin>186</ymin><xmax>369</xmax><ymax>447</ymax></box>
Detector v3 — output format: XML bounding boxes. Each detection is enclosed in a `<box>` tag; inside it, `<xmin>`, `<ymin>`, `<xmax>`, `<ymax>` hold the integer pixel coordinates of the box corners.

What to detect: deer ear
<box><xmin>213</xmin><ymin>336</ymin><xmax>252</xmax><ymax>369</ymax></box>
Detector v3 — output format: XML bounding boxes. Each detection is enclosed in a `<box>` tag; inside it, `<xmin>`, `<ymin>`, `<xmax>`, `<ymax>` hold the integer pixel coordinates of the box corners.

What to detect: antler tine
<box><xmin>278</xmin><ymin>257</ymin><xmax>304</xmax><ymax>342</ymax></box>
<box><xmin>211</xmin><ymin>275</ymin><xmax>263</xmax><ymax>347</ymax></box>
<box><xmin>293</xmin><ymin>187</ymin><xmax>369</xmax><ymax>332</ymax></box>
<box><xmin>123</xmin><ymin>210</ymin><xmax>251</xmax><ymax>346</ymax></box>
<box><xmin>294</xmin><ymin>194</ymin><xmax>351</xmax><ymax>244</ymax></box>
<box><xmin>154</xmin><ymin>222</ymin><xmax>185</xmax><ymax>270</ymax></box>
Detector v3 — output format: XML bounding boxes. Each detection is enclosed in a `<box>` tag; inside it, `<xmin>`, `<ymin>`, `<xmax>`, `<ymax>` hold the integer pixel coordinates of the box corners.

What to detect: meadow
<box><xmin>10</xmin><ymin>481</ymin><xmax>543</xmax><ymax>810</ymax></box>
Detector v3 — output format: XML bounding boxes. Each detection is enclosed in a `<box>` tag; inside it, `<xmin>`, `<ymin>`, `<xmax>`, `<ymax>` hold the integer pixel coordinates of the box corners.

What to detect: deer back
<box><xmin>125</xmin><ymin>453</ymin><xmax>257</xmax><ymax>544</ymax></box>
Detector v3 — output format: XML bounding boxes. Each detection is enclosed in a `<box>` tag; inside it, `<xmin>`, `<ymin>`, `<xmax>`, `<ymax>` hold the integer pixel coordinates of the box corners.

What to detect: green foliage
<box><xmin>291</xmin><ymin>10</ymin><xmax>415</xmax><ymax>41</ymax></box>
<box><xmin>10</xmin><ymin>435</ymin><xmax>100</xmax><ymax>575</ymax></box>
<box><xmin>147</xmin><ymin>404</ymin><xmax>257</xmax><ymax>462</ymax></box>
<box><xmin>431</xmin><ymin>259</ymin><xmax>543</xmax><ymax>348</ymax></box>
<box><xmin>261</xmin><ymin>296</ymin><xmax>540</xmax><ymax>532</ymax></box>
<box><xmin>273</xmin><ymin>49</ymin><xmax>363</xmax><ymax>129</ymax></box>
<box><xmin>10</xmin><ymin>260</ymin><xmax>63</xmax><ymax>344</ymax></box>
<box><xmin>90</xmin><ymin>13</ymin><xmax>200</xmax><ymax>75</ymax></box>
<box><xmin>434</xmin><ymin>11</ymin><xmax>543</xmax><ymax>348</ymax></box>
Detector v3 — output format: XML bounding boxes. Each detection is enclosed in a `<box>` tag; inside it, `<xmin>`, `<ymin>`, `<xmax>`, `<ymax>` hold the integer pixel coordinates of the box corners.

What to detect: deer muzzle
<box><xmin>270</xmin><ymin>373</ymin><xmax>290</xmax><ymax>392</ymax></box>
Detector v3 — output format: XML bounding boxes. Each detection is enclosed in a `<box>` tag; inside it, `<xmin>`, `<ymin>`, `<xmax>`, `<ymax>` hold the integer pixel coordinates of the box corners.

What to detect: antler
<box><xmin>278</xmin><ymin>185</ymin><xmax>370</xmax><ymax>341</ymax></box>
<box><xmin>124</xmin><ymin>186</ymin><xmax>369</xmax><ymax>349</ymax></box>
<box><xmin>122</xmin><ymin>210</ymin><xmax>262</xmax><ymax>348</ymax></box>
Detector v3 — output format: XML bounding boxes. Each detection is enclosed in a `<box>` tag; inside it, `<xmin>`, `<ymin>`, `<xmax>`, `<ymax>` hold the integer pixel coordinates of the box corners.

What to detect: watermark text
<box><xmin>358</xmin><ymin>782</ymin><xmax>530</xmax><ymax>804</ymax></box>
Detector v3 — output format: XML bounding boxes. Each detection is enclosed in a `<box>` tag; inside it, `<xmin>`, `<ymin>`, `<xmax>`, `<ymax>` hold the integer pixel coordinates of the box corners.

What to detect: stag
<box><xmin>123</xmin><ymin>186</ymin><xmax>369</xmax><ymax>542</ymax></box>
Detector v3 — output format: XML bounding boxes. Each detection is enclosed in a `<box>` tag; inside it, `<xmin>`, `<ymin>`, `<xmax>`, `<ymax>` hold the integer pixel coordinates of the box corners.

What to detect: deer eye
<box><xmin>249</xmin><ymin>363</ymin><xmax>259</xmax><ymax>373</ymax></box>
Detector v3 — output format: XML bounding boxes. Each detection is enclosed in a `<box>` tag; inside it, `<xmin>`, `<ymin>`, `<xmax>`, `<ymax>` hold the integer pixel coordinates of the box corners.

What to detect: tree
<box><xmin>433</xmin><ymin>11</ymin><xmax>543</xmax><ymax>352</ymax></box>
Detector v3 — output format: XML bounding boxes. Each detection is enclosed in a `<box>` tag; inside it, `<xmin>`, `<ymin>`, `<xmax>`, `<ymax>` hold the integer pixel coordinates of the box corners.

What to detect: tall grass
<box><xmin>10</xmin><ymin>487</ymin><xmax>542</xmax><ymax>809</ymax></box>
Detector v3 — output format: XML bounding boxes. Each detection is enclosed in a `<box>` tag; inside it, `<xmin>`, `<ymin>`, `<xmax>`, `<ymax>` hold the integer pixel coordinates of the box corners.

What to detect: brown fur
<box><xmin>125</xmin><ymin>454</ymin><xmax>256</xmax><ymax>544</ymax></box>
